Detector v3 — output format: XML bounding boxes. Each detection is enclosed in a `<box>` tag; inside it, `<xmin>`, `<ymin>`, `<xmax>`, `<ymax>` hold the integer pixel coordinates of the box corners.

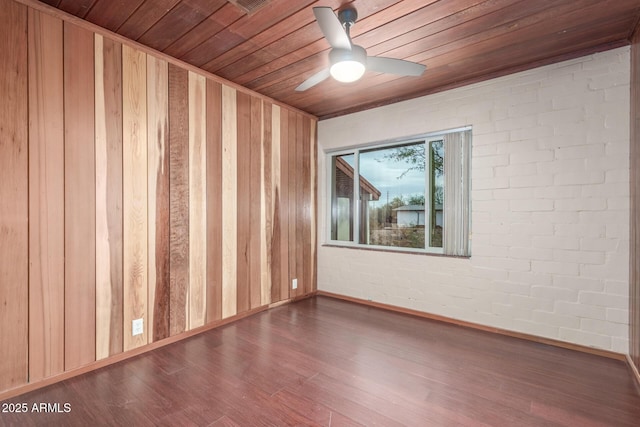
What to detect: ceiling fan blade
<box><xmin>313</xmin><ymin>7</ymin><xmax>351</xmax><ymax>50</ymax></box>
<box><xmin>295</xmin><ymin>68</ymin><xmax>331</xmax><ymax>92</ymax></box>
<box><xmin>367</xmin><ymin>56</ymin><xmax>426</xmax><ymax>76</ymax></box>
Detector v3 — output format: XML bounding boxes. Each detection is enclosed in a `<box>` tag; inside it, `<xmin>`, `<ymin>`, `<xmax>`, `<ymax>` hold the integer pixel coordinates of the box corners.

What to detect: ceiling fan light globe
<box><xmin>330</xmin><ymin>61</ymin><xmax>365</xmax><ymax>83</ymax></box>
<box><xmin>329</xmin><ymin>45</ymin><xmax>367</xmax><ymax>83</ymax></box>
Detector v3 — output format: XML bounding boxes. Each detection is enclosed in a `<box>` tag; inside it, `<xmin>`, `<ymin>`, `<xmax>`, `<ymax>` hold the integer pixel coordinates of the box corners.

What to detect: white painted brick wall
<box><xmin>317</xmin><ymin>47</ymin><xmax>630</xmax><ymax>353</ymax></box>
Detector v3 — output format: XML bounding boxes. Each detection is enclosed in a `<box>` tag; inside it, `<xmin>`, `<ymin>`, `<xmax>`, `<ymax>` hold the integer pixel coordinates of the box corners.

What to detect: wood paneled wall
<box><xmin>0</xmin><ymin>0</ymin><xmax>317</xmax><ymax>396</ymax></box>
<box><xmin>0</xmin><ymin>0</ymin><xmax>28</xmax><ymax>392</ymax></box>
<box><xmin>630</xmin><ymin>22</ymin><xmax>640</xmax><ymax>380</ymax></box>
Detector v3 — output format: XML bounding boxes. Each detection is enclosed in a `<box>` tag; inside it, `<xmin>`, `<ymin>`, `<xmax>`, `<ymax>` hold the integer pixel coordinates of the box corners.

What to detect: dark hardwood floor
<box><xmin>2</xmin><ymin>295</ymin><xmax>640</xmax><ymax>426</ymax></box>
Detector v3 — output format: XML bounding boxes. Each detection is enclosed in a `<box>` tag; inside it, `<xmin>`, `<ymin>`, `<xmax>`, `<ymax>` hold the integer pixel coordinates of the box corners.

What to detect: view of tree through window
<box><xmin>330</xmin><ymin>138</ymin><xmax>445</xmax><ymax>250</ymax></box>
<box><xmin>430</xmin><ymin>140</ymin><xmax>444</xmax><ymax>247</ymax></box>
<box><xmin>360</xmin><ymin>142</ymin><xmax>426</xmax><ymax>248</ymax></box>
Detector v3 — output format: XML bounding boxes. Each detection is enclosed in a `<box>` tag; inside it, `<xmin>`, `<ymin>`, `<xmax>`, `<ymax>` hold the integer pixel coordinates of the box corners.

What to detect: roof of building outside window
<box><xmin>394</xmin><ymin>204</ymin><xmax>442</xmax><ymax>211</ymax></box>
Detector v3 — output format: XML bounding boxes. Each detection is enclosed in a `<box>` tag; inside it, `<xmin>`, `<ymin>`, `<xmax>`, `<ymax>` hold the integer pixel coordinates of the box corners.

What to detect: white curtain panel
<box><xmin>443</xmin><ymin>130</ymin><xmax>471</xmax><ymax>256</ymax></box>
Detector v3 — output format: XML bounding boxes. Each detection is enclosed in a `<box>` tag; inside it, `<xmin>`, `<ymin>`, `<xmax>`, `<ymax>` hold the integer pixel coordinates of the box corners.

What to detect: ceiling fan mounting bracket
<box><xmin>338</xmin><ymin>8</ymin><xmax>357</xmax><ymax>27</ymax></box>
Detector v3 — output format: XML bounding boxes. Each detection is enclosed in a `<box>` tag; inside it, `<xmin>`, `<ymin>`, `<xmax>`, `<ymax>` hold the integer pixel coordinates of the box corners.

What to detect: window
<box><xmin>328</xmin><ymin>128</ymin><xmax>471</xmax><ymax>256</ymax></box>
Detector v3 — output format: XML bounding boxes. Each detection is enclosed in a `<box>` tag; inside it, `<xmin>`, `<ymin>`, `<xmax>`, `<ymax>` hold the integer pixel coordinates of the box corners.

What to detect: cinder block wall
<box><xmin>317</xmin><ymin>47</ymin><xmax>631</xmax><ymax>353</ymax></box>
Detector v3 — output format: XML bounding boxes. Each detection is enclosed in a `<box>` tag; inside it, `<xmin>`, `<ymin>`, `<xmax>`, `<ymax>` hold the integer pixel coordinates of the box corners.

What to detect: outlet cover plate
<box><xmin>292</xmin><ymin>278</ymin><xmax>298</xmax><ymax>289</ymax></box>
<box><xmin>132</xmin><ymin>318</ymin><xmax>144</xmax><ymax>336</ymax></box>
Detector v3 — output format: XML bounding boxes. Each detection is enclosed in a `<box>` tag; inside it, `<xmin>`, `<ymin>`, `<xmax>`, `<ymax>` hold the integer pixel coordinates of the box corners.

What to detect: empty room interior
<box><xmin>2</xmin><ymin>0</ymin><xmax>640</xmax><ymax>425</ymax></box>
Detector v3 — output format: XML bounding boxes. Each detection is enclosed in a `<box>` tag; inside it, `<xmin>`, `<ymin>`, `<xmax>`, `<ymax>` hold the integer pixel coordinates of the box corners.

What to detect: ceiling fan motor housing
<box><xmin>330</xmin><ymin>45</ymin><xmax>366</xmax><ymax>65</ymax></box>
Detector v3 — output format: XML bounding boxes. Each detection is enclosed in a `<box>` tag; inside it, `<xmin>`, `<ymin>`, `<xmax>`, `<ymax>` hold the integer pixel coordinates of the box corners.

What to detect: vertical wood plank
<box><xmin>64</xmin><ymin>21</ymin><xmax>96</xmax><ymax>370</ymax></box>
<box><xmin>261</xmin><ymin>102</ymin><xmax>273</xmax><ymax>306</ymax></box>
<box><xmin>236</xmin><ymin>91</ymin><xmax>251</xmax><ymax>314</ymax></box>
<box><xmin>122</xmin><ymin>45</ymin><xmax>148</xmax><ymax>351</ymax></box>
<box><xmin>302</xmin><ymin>116</ymin><xmax>312</xmax><ymax>296</ymax></box>
<box><xmin>169</xmin><ymin>63</ymin><xmax>189</xmax><ymax>335</ymax></box>
<box><xmin>297</xmin><ymin>115</ymin><xmax>306</xmax><ymax>296</ymax></box>
<box><xmin>288</xmin><ymin>111</ymin><xmax>298</xmax><ymax>298</ymax></box>
<box><xmin>147</xmin><ymin>55</ymin><xmax>170</xmax><ymax>342</ymax></box>
<box><xmin>95</xmin><ymin>35</ymin><xmax>124</xmax><ymax>359</ymax></box>
<box><xmin>310</xmin><ymin>119</ymin><xmax>318</xmax><ymax>293</ymax></box>
<box><xmin>279</xmin><ymin>108</ymin><xmax>290</xmax><ymax>301</ymax></box>
<box><xmin>27</xmin><ymin>9</ymin><xmax>65</xmax><ymax>382</ymax></box>
<box><xmin>206</xmin><ymin>79</ymin><xmax>223</xmax><ymax>323</ymax></box>
<box><xmin>189</xmin><ymin>71</ymin><xmax>207</xmax><ymax>330</ymax></box>
<box><xmin>250</xmin><ymin>96</ymin><xmax>263</xmax><ymax>309</ymax></box>
<box><xmin>0</xmin><ymin>0</ymin><xmax>28</xmax><ymax>390</ymax></box>
<box><xmin>294</xmin><ymin>114</ymin><xmax>305</xmax><ymax>297</ymax></box>
<box><xmin>270</xmin><ymin>105</ymin><xmax>282</xmax><ymax>303</ymax></box>
<box><xmin>222</xmin><ymin>85</ymin><xmax>238</xmax><ymax>318</ymax></box>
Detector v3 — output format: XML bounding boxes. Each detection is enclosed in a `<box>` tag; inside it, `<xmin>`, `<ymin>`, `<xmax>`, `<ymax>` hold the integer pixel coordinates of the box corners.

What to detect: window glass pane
<box><xmin>430</xmin><ymin>140</ymin><xmax>444</xmax><ymax>248</ymax></box>
<box><xmin>359</xmin><ymin>142</ymin><xmax>426</xmax><ymax>249</ymax></box>
<box><xmin>331</xmin><ymin>153</ymin><xmax>355</xmax><ymax>241</ymax></box>
<box><xmin>327</xmin><ymin>129</ymin><xmax>469</xmax><ymax>254</ymax></box>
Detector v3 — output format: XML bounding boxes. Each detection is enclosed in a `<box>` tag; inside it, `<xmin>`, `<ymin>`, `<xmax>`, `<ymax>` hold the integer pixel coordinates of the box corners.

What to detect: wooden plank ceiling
<box><xmin>39</xmin><ymin>0</ymin><xmax>640</xmax><ymax>119</ymax></box>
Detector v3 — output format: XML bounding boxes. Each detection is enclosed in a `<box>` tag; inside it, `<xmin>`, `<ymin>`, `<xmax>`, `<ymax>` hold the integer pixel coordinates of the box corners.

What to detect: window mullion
<box><xmin>329</xmin><ymin>156</ymin><xmax>337</xmax><ymax>241</ymax></box>
<box><xmin>425</xmin><ymin>141</ymin><xmax>431</xmax><ymax>250</ymax></box>
<box><xmin>353</xmin><ymin>149</ymin><xmax>360</xmax><ymax>244</ymax></box>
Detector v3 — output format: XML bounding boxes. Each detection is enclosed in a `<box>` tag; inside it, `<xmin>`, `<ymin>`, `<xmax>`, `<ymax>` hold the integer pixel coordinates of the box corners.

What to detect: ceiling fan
<box><xmin>295</xmin><ymin>6</ymin><xmax>426</xmax><ymax>92</ymax></box>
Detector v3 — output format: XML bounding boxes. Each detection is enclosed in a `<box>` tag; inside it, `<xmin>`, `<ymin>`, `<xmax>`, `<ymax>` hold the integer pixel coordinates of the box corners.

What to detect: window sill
<box><xmin>321</xmin><ymin>243</ymin><xmax>471</xmax><ymax>259</ymax></box>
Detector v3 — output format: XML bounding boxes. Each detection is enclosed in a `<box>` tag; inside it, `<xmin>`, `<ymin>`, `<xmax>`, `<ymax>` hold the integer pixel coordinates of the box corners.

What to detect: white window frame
<box><xmin>325</xmin><ymin>126</ymin><xmax>471</xmax><ymax>255</ymax></box>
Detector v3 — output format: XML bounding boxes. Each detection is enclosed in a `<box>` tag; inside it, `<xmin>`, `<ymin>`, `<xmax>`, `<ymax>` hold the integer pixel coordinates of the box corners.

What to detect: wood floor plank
<box><xmin>211</xmin><ymin>416</ymin><xmax>243</xmax><ymax>426</ymax></box>
<box><xmin>286</xmin><ymin>373</ymin><xmax>405</xmax><ymax>426</ymax></box>
<box><xmin>122</xmin><ymin>44</ymin><xmax>148</xmax><ymax>351</ymax></box>
<box><xmin>27</xmin><ymin>8</ymin><xmax>65</xmax><ymax>382</ymax></box>
<box><xmin>189</xmin><ymin>71</ymin><xmax>207</xmax><ymax>330</ymax></box>
<box><xmin>206</xmin><ymin>79</ymin><xmax>223</xmax><ymax>323</ymax></box>
<box><xmin>64</xmin><ymin>21</ymin><xmax>96</xmax><ymax>371</ymax></box>
<box><xmin>169</xmin><ymin>63</ymin><xmax>189</xmax><ymax>336</ymax></box>
<box><xmin>147</xmin><ymin>54</ymin><xmax>170</xmax><ymax>342</ymax></box>
<box><xmin>271</xmin><ymin>388</ymin><xmax>349</xmax><ymax>426</ymax></box>
<box><xmin>0</xmin><ymin>0</ymin><xmax>29</xmax><ymax>391</ymax></box>
<box><xmin>221</xmin><ymin>84</ymin><xmax>238</xmax><ymax>319</ymax></box>
<box><xmin>4</xmin><ymin>296</ymin><xmax>640</xmax><ymax>425</ymax></box>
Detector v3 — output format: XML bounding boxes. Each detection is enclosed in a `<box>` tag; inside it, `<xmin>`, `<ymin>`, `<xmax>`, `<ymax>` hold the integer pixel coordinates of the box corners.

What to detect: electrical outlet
<box><xmin>292</xmin><ymin>278</ymin><xmax>298</xmax><ymax>289</ymax></box>
<box><xmin>132</xmin><ymin>318</ymin><xmax>143</xmax><ymax>336</ymax></box>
